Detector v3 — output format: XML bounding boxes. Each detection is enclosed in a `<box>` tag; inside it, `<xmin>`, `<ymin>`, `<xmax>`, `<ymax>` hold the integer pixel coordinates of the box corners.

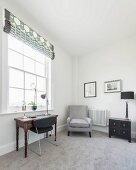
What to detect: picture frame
<box><xmin>104</xmin><ymin>79</ymin><xmax>121</xmax><ymax>93</ymax></box>
<box><xmin>84</xmin><ymin>81</ymin><xmax>96</xmax><ymax>98</ymax></box>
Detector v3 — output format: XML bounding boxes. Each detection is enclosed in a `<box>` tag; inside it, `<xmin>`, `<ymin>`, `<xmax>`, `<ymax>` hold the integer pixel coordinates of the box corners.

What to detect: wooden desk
<box><xmin>14</xmin><ymin>114</ymin><xmax>58</xmax><ymax>158</ymax></box>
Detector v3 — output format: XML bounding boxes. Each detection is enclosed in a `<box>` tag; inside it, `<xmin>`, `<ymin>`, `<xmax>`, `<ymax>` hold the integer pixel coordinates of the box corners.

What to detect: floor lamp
<box><xmin>121</xmin><ymin>91</ymin><xmax>134</xmax><ymax>119</ymax></box>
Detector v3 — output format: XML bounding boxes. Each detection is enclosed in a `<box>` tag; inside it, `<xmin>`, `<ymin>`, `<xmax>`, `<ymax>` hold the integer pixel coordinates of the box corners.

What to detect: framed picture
<box><xmin>84</xmin><ymin>81</ymin><xmax>96</xmax><ymax>98</ymax></box>
<box><xmin>104</xmin><ymin>79</ymin><xmax>121</xmax><ymax>93</ymax></box>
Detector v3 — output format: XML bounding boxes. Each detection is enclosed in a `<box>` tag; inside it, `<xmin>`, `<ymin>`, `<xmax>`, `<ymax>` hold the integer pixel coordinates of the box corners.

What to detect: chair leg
<box><xmin>29</xmin><ymin>129</ymin><xmax>42</xmax><ymax>156</ymax></box>
<box><xmin>38</xmin><ymin>138</ymin><xmax>42</xmax><ymax>156</ymax></box>
<box><xmin>68</xmin><ymin>131</ymin><xmax>70</xmax><ymax>136</ymax></box>
<box><xmin>44</xmin><ymin>133</ymin><xmax>46</xmax><ymax>139</ymax></box>
<box><xmin>46</xmin><ymin>132</ymin><xmax>48</xmax><ymax>138</ymax></box>
<box><xmin>49</xmin><ymin>130</ymin><xmax>52</xmax><ymax>137</ymax></box>
<box><xmin>44</xmin><ymin>130</ymin><xmax>58</xmax><ymax>146</ymax></box>
<box><xmin>36</xmin><ymin>128</ymin><xmax>42</xmax><ymax>156</ymax></box>
<box><xmin>89</xmin><ymin>132</ymin><xmax>91</xmax><ymax>138</ymax></box>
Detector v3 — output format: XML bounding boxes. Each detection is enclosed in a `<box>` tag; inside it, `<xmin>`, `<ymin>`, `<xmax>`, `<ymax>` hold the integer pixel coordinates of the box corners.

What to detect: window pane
<box><xmin>9</xmin><ymin>68</ymin><xmax>24</xmax><ymax>88</ymax></box>
<box><xmin>37</xmin><ymin>91</ymin><xmax>46</xmax><ymax>106</ymax></box>
<box><xmin>25</xmin><ymin>73</ymin><xmax>36</xmax><ymax>90</ymax></box>
<box><xmin>24</xmin><ymin>44</ymin><xmax>35</xmax><ymax>60</ymax></box>
<box><xmin>24</xmin><ymin>56</ymin><xmax>35</xmax><ymax>73</ymax></box>
<box><xmin>8</xmin><ymin>49</ymin><xmax>23</xmax><ymax>69</ymax></box>
<box><xmin>9</xmin><ymin>88</ymin><xmax>24</xmax><ymax>106</ymax></box>
<box><xmin>8</xmin><ymin>35</ymin><xmax>23</xmax><ymax>53</ymax></box>
<box><xmin>35</xmin><ymin>51</ymin><xmax>45</xmax><ymax>64</ymax></box>
<box><xmin>36</xmin><ymin>62</ymin><xmax>45</xmax><ymax>76</ymax></box>
<box><xmin>37</xmin><ymin>77</ymin><xmax>46</xmax><ymax>91</ymax></box>
<box><xmin>25</xmin><ymin>90</ymin><xmax>35</xmax><ymax>105</ymax></box>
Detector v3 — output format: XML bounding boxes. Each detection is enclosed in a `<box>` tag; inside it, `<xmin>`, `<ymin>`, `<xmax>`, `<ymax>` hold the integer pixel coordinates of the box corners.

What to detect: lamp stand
<box><xmin>125</xmin><ymin>101</ymin><xmax>128</xmax><ymax>119</ymax></box>
<box><xmin>47</xmin><ymin>98</ymin><xmax>49</xmax><ymax>115</ymax></box>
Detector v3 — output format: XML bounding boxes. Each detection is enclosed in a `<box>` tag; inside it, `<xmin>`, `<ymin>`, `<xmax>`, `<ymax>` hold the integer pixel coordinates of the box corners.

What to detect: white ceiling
<box><xmin>4</xmin><ymin>0</ymin><xmax>136</xmax><ymax>57</ymax></box>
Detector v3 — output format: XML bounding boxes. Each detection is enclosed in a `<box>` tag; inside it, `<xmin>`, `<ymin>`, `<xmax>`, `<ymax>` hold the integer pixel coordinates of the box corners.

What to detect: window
<box><xmin>8</xmin><ymin>35</ymin><xmax>51</xmax><ymax>111</ymax></box>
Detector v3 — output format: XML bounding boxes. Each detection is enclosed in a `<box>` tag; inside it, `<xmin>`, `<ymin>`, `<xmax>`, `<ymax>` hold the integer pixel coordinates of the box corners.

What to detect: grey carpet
<box><xmin>0</xmin><ymin>131</ymin><xmax>136</xmax><ymax>170</ymax></box>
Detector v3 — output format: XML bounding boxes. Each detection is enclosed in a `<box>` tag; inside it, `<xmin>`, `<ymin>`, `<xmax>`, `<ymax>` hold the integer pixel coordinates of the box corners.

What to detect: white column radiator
<box><xmin>89</xmin><ymin>110</ymin><xmax>110</xmax><ymax>126</ymax></box>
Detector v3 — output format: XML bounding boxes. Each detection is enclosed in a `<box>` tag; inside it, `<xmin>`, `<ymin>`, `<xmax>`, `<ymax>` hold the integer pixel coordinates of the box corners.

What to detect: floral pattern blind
<box><xmin>3</xmin><ymin>9</ymin><xmax>55</xmax><ymax>60</ymax></box>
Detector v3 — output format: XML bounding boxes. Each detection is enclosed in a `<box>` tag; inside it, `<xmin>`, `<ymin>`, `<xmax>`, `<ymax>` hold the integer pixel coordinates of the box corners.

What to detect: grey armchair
<box><xmin>67</xmin><ymin>105</ymin><xmax>92</xmax><ymax>137</ymax></box>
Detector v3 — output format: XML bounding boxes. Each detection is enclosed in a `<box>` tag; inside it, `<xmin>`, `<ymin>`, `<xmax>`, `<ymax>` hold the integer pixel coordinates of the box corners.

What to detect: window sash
<box><xmin>8</xmin><ymin>66</ymin><xmax>47</xmax><ymax>107</ymax></box>
<box><xmin>7</xmin><ymin>34</ymin><xmax>50</xmax><ymax>109</ymax></box>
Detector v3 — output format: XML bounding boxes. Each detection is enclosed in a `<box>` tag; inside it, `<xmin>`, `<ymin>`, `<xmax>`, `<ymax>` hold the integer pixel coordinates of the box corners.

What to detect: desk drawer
<box><xmin>110</xmin><ymin>128</ymin><xmax>119</xmax><ymax>135</ymax></box>
<box><xmin>120</xmin><ymin>121</ymin><xmax>130</xmax><ymax>129</ymax></box>
<box><xmin>109</xmin><ymin>119</ymin><xmax>120</xmax><ymax>128</ymax></box>
<box><xmin>120</xmin><ymin>129</ymin><xmax>129</xmax><ymax>138</ymax></box>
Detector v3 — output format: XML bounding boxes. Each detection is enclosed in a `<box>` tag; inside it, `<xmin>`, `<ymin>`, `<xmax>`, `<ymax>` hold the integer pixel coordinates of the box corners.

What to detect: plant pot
<box><xmin>32</xmin><ymin>106</ymin><xmax>37</xmax><ymax>111</ymax></box>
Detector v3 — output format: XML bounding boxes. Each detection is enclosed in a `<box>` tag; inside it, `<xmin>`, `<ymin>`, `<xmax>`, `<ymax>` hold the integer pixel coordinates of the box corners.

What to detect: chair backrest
<box><xmin>68</xmin><ymin>105</ymin><xmax>88</xmax><ymax>119</ymax></box>
<box><xmin>33</xmin><ymin>116</ymin><xmax>56</xmax><ymax>128</ymax></box>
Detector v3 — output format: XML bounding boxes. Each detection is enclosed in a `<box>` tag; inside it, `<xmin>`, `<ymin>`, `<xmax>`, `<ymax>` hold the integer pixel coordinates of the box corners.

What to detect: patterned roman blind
<box><xmin>3</xmin><ymin>9</ymin><xmax>55</xmax><ymax>60</ymax></box>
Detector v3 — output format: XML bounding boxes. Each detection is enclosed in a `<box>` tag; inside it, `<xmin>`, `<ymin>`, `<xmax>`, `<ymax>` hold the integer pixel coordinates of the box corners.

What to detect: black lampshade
<box><xmin>121</xmin><ymin>91</ymin><xmax>134</xmax><ymax>99</ymax></box>
<box><xmin>41</xmin><ymin>94</ymin><xmax>46</xmax><ymax>99</ymax></box>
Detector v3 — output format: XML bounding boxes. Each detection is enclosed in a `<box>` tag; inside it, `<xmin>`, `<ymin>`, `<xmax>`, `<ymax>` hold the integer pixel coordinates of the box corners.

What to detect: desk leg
<box><xmin>46</xmin><ymin>132</ymin><xmax>48</xmax><ymax>138</ymax></box>
<box><xmin>16</xmin><ymin>125</ymin><xmax>19</xmax><ymax>151</ymax></box>
<box><xmin>55</xmin><ymin>122</ymin><xmax>57</xmax><ymax>141</ymax></box>
<box><xmin>24</xmin><ymin>131</ymin><xmax>28</xmax><ymax>158</ymax></box>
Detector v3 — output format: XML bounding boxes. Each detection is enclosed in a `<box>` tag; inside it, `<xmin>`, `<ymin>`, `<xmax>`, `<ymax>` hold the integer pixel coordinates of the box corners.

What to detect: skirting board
<box><xmin>0</xmin><ymin>124</ymin><xmax>67</xmax><ymax>157</ymax></box>
<box><xmin>92</xmin><ymin>125</ymin><xmax>136</xmax><ymax>139</ymax></box>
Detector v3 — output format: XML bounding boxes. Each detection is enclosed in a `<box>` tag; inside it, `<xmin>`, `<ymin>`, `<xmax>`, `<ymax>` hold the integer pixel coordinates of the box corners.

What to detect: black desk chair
<box><xmin>30</xmin><ymin>116</ymin><xmax>56</xmax><ymax>156</ymax></box>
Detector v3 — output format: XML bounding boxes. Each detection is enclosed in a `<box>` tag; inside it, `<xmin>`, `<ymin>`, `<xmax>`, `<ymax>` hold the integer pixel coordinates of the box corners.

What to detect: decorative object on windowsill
<box><xmin>121</xmin><ymin>91</ymin><xmax>134</xmax><ymax>119</ymax></box>
<box><xmin>28</xmin><ymin>83</ymin><xmax>37</xmax><ymax>111</ymax></box>
<box><xmin>22</xmin><ymin>100</ymin><xmax>26</xmax><ymax>111</ymax></box>
<box><xmin>41</xmin><ymin>94</ymin><xmax>49</xmax><ymax>115</ymax></box>
<box><xmin>84</xmin><ymin>81</ymin><xmax>96</xmax><ymax>98</ymax></box>
<box><xmin>104</xmin><ymin>79</ymin><xmax>121</xmax><ymax>93</ymax></box>
<box><xmin>28</xmin><ymin>101</ymin><xmax>37</xmax><ymax>111</ymax></box>
<box><xmin>22</xmin><ymin>101</ymin><xmax>27</xmax><ymax>119</ymax></box>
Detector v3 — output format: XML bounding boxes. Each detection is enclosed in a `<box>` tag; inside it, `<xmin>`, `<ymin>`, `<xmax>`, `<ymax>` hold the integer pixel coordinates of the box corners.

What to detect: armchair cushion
<box><xmin>69</xmin><ymin>118</ymin><xmax>90</xmax><ymax>128</ymax></box>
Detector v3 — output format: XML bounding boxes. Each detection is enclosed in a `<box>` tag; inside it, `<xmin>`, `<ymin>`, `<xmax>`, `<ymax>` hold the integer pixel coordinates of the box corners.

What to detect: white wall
<box><xmin>72</xmin><ymin>56</ymin><xmax>79</xmax><ymax>104</ymax></box>
<box><xmin>0</xmin><ymin>7</ymin><xmax>2</xmax><ymax>113</ymax></box>
<box><xmin>0</xmin><ymin>1</ymin><xmax>73</xmax><ymax>156</ymax></box>
<box><xmin>76</xmin><ymin>36</ymin><xmax>136</xmax><ymax>136</ymax></box>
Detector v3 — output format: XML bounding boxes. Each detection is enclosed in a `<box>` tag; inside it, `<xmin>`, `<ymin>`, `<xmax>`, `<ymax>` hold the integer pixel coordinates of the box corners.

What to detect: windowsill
<box><xmin>0</xmin><ymin>108</ymin><xmax>54</xmax><ymax>115</ymax></box>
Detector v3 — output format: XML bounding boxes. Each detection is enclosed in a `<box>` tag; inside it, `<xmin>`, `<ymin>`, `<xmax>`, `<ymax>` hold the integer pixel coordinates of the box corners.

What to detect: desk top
<box><xmin>14</xmin><ymin>114</ymin><xmax>58</xmax><ymax>122</ymax></box>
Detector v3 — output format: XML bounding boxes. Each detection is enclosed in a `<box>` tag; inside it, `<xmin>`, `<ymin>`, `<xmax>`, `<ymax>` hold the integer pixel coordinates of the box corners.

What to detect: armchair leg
<box><xmin>89</xmin><ymin>132</ymin><xmax>91</xmax><ymax>138</ymax></box>
<box><xmin>68</xmin><ymin>131</ymin><xmax>70</xmax><ymax>136</ymax></box>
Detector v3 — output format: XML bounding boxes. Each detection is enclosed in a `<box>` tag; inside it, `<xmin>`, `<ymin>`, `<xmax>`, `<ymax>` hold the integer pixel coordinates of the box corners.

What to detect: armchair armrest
<box><xmin>67</xmin><ymin>117</ymin><xmax>71</xmax><ymax>131</ymax></box>
<box><xmin>67</xmin><ymin>117</ymin><xmax>71</xmax><ymax>125</ymax></box>
<box><xmin>84</xmin><ymin>117</ymin><xmax>92</xmax><ymax>123</ymax></box>
<box><xmin>84</xmin><ymin>117</ymin><xmax>92</xmax><ymax>128</ymax></box>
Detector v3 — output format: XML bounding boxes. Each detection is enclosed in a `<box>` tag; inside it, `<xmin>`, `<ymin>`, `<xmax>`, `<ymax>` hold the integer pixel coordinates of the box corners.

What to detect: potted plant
<box><xmin>28</xmin><ymin>101</ymin><xmax>37</xmax><ymax>111</ymax></box>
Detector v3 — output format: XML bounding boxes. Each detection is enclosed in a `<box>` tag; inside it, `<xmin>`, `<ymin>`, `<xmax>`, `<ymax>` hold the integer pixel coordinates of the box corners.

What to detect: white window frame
<box><xmin>0</xmin><ymin>27</ymin><xmax>53</xmax><ymax>113</ymax></box>
<box><xmin>1</xmin><ymin>21</ymin><xmax>8</xmax><ymax>113</ymax></box>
